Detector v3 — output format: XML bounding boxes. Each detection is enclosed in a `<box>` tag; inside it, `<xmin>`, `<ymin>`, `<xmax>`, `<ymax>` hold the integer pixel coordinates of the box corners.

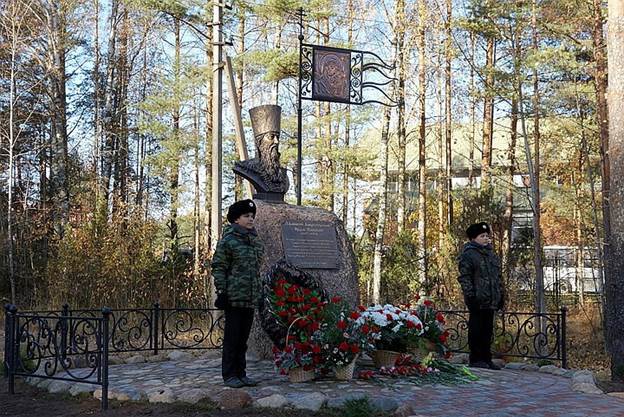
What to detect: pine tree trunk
<box><xmin>204</xmin><ymin>4</ymin><xmax>213</xmax><ymax>256</ymax></box>
<box><xmin>396</xmin><ymin>0</ymin><xmax>407</xmax><ymax>233</ymax></box>
<box><xmin>444</xmin><ymin>0</ymin><xmax>452</xmax><ymax>226</ymax></box>
<box><xmin>605</xmin><ymin>0</ymin><xmax>624</xmax><ymax>382</ymax></box>
<box><xmin>7</xmin><ymin>0</ymin><xmax>19</xmax><ymax>302</ymax></box>
<box><xmin>101</xmin><ymin>0</ymin><xmax>119</xmax><ymax>217</ymax></box>
<box><xmin>113</xmin><ymin>7</ymin><xmax>130</xmax><ymax>217</ymax></box>
<box><xmin>437</xmin><ymin>50</ymin><xmax>444</xmax><ymax>248</ymax></box>
<box><xmin>169</xmin><ymin>17</ymin><xmax>181</xmax><ymax>246</ymax></box>
<box><xmin>531</xmin><ymin>0</ymin><xmax>545</xmax><ymax>318</ymax></box>
<box><xmin>194</xmin><ymin>104</ymin><xmax>201</xmax><ymax>280</ymax></box>
<box><xmin>342</xmin><ymin>0</ymin><xmax>354</xmax><ymax>224</ymax></box>
<box><xmin>469</xmin><ymin>32</ymin><xmax>476</xmax><ymax>187</ymax></box>
<box><xmin>372</xmin><ymin>105</ymin><xmax>393</xmax><ymax>304</ymax></box>
<box><xmin>592</xmin><ymin>0</ymin><xmax>611</xmax><ymax>291</ymax></box>
<box><xmin>417</xmin><ymin>0</ymin><xmax>428</xmax><ymax>286</ymax></box>
<box><xmin>503</xmin><ymin>89</ymin><xmax>517</xmax><ymax>286</ymax></box>
<box><xmin>481</xmin><ymin>37</ymin><xmax>495</xmax><ymax>190</ymax></box>
<box><xmin>136</xmin><ymin>46</ymin><xmax>148</xmax><ymax>211</ymax></box>
<box><xmin>93</xmin><ymin>0</ymin><xmax>101</xmax><ymax>208</ymax></box>
<box><xmin>48</xmin><ymin>2</ymin><xmax>70</xmax><ymax>237</ymax></box>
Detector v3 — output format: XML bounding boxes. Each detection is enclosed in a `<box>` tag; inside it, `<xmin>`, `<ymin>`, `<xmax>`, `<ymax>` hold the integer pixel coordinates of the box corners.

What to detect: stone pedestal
<box><xmin>248</xmin><ymin>200</ymin><xmax>359</xmax><ymax>359</ymax></box>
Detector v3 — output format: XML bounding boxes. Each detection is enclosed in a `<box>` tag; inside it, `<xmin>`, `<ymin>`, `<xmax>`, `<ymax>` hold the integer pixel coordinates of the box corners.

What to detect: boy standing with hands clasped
<box><xmin>211</xmin><ymin>199</ymin><xmax>264</xmax><ymax>388</ymax></box>
<box><xmin>457</xmin><ymin>222</ymin><xmax>505</xmax><ymax>370</ymax></box>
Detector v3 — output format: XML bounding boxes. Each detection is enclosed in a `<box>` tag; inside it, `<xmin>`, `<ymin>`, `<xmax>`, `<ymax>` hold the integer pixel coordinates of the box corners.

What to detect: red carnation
<box><xmin>337</xmin><ymin>320</ymin><xmax>347</xmax><ymax>330</ymax></box>
<box><xmin>439</xmin><ymin>334</ymin><xmax>447</xmax><ymax>343</ymax></box>
<box><xmin>424</xmin><ymin>300</ymin><xmax>433</xmax><ymax>307</ymax></box>
<box><xmin>350</xmin><ymin>344</ymin><xmax>360</xmax><ymax>353</ymax></box>
<box><xmin>275</xmin><ymin>288</ymin><xmax>286</xmax><ymax>297</ymax></box>
<box><xmin>358</xmin><ymin>305</ymin><xmax>366</xmax><ymax>312</ymax></box>
<box><xmin>361</xmin><ymin>324</ymin><xmax>370</xmax><ymax>334</ymax></box>
<box><xmin>331</xmin><ymin>296</ymin><xmax>342</xmax><ymax>303</ymax></box>
<box><xmin>436</xmin><ymin>312</ymin><xmax>445</xmax><ymax>323</ymax></box>
<box><xmin>303</xmin><ymin>288</ymin><xmax>311</xmax><ymax>295</ymax></box>
<box><xmin>288</xmin><ymin>286</ymin><xmax>297</xmax><ymax>294</ymax></box>
<box><xmin>386</xmin><ymin>313</ymin><xmax>394</xmax><ymax>321</ymax></box>
<box><xmin>415</xmin><ymin>323</ymin><xmax>422</xmax><ymax>330</ymax></box>
<box><xmin>406</xmin><ymin>320</ymin><xmax>415</xmax><ymax>329</ymax></box>
<box><xmin>339</xmin><ymin>341</ymin><xmax>349</xmax><ymax>351</ymax></box>
<box><xmin>309</xmin><ymin>321</ymin><xmax>320</xmax><ymax>332</ymax></box>
<box><xmin>312</xmin><ymin>344</ymin><xmax>321</xmax><ymax>354</ymax></box>
<box><xmin>278</xmin><ymin>310</ymin><xmax>288</xmax><ymax>317</ymax></box>
<box><xmin>349</xmin><ymin>312</ymin><xmax>360</xmax><ymax>320</ymax></box>
<box><xmin>309</xmin><ymin>296</ymin><xmax>319</xmax><ymax>304</ymax></box>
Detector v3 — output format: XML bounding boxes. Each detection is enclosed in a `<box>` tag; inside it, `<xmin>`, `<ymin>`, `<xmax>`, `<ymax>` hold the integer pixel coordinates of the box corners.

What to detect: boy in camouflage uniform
<box><xmin>457</xmin><ymin>222</ymin><xmax>505</xmax><ymax>370</ymax></box>
<box><xmin>211</xmin><ymin>199</ymin><xmax>264</xmax><ymax>388</ymax></box>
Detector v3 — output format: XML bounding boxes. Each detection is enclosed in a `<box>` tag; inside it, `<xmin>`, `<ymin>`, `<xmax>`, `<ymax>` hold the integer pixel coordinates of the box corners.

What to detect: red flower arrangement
<box><xmin>312</xmin><ymin>299</ymin><xmax>379</xmax><ymax>369</ymax></box>
<box><xmin>413</xmin><ymin>296</ymin><xmax>450</xmax><ymax>357</ymax></box>
<box><xmin>269</xmin><ymin>279</ymin><xmax>326</xmax><ymax>373</ymax></box>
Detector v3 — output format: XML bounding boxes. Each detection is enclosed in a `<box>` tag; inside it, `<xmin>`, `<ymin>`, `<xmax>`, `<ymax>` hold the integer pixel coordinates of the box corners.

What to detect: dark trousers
<box><xmin>468</xmin><ymin>308</ymin><xmax>495</xmax><ymax>364</ymax></box>
<box><xmin>222</xmin><ymin>307</ymin><xmax>254</xmax><ymax>380</ymax></box>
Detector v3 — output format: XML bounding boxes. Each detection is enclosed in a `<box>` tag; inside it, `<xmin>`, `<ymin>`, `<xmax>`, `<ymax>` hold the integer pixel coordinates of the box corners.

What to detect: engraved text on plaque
<box><xmin>281</xmin><ymin>221</ymin><xmax>339</xmax><ymax>269</ymax></box>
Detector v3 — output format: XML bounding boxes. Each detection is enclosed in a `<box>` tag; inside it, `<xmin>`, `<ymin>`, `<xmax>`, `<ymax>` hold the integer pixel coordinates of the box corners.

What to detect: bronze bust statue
<box><xmin>233</xmin><ymin>104</ymin><xmax>289</xmax><ymax>201</ymax></box>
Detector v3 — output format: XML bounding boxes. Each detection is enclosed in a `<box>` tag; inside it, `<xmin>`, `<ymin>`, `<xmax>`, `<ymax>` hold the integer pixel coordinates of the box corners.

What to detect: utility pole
<box><xmin>210</xmin><ymin>0</ymin><xmax>224</xmax><ymax>251</ymax></box>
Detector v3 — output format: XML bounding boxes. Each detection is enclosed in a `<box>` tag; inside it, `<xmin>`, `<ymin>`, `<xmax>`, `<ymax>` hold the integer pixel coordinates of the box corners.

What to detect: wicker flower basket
<box><xmin>372</xmin><ymin>350</ymin><xmax>400</xmax><ymax>368</ymax></box>
<box><xmin>334</xmin><ymin>355</ymin><xmax>358</xmax><ymax>380</ymax></box>
<box><xmin>288</xmin><ymin>367</ymin><xmax>315</xmax><ymax>383</ymax></box>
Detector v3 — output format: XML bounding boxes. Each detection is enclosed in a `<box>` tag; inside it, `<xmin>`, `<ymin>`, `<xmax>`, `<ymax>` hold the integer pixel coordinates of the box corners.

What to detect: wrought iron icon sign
<box><xmin>295</xmin><ymin>8</ymin><xmax>397</xmax><ymax>205</ymax></box>
<box><xmin>300</xmin><ymin>44</ymin><xmax>397</xmax><ymax>107</ymax></box>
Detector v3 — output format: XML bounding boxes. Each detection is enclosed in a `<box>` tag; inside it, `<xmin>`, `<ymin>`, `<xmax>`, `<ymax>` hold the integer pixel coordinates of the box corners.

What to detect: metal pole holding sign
<box><xmin>296</xmin><ymin>8</ymin><xmax>305</xmax><ymax>206</ymax></box>
<box><xmin>295</xmin><ymin>13</ymin><xmax>397</xmax><ymax>206</ymax></box>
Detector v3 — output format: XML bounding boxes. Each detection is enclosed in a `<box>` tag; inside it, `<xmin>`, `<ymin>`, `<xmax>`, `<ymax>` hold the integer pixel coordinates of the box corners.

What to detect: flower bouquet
<box><xmin>273</xmin><ymin>341</ymin><xmax>320</xmax><ymax>382</ymax></box>
<box><xmin>412</xmin><ymin>297</ymin><xmax>450</xmax><ymax>358</ymax></box>
<box><xmin>268</xmin><ymin>278</ymin><xmax>325</xmax><ymax>381</ymax></box>
<box><xmin>314</xmin><ymin>299</ymin><xmax>379</xmax><ymax>379</ymax></box>
<box><xmin>358</xmin><ymin>304</ymin><xmax>424</xmax><ymax>368</ymax></box>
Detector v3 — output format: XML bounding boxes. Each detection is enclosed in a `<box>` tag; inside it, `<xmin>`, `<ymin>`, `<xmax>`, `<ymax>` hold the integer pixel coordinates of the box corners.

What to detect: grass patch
<box><xmin>338</xmin><ymin>398</ymin><xmax>386</xmax><ymax>417</ymax></box>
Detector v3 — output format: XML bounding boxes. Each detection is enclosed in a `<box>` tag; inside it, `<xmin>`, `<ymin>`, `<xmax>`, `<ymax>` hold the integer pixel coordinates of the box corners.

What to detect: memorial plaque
<box><xmin>281</xmin><ymin>221</ymin><xmax>339</xmax><ymax>269</ymax></box>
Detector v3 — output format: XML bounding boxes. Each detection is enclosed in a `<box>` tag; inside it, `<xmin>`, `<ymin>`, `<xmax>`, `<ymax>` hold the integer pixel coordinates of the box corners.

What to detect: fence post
<box><xmin>153</xmin><ymin>302</ymin><xmax>160</xmax><ymax>355</ymax></box>
<box><xmin>3</xmin><ymin>304</ymin><xmax>12</xmax><ymax>378</ymax></box>
<box><xmin>101</xmin><ymin>308</ymin><xmax>111</xmax><ymax>411</ymax></box>
<box><xmin>7</xmin><ymin>304</ymin><xmax>18</xmax><ymax>394</ymax></box>
<box><xmin>61</xmin><ymin>303</ymin><xmax>69</xmax><ymax>361</ymax></box>
<box><xmin>560</xmin><ymin>305</ymin><xmax>567</xmax><ymax>369</ymax></box>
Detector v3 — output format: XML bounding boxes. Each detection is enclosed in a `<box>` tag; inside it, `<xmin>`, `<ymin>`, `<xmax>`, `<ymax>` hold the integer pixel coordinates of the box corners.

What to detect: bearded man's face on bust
<box><xmin>258</xmin><ymin>132</ymin><xmax>280</xmax><ymax>177</ymax></box>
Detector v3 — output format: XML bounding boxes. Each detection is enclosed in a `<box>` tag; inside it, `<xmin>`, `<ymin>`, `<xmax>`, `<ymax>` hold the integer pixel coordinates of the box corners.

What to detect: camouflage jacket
<box><xmin>211</xmin><ymin>224</ymin><xmax>264</xmax><ymax>309</ymax></box>
<box><xmin>457</xmin><ymin>242</ymin><xmax>505</xmax><ymax>310</ymax></box>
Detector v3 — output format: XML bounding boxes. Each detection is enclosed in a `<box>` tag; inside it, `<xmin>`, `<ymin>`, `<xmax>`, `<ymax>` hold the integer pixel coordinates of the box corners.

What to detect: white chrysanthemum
<box><xmin>391</xmin><ymin>323</ymin><xmax>403</xmax><ymax>333</ymax></box>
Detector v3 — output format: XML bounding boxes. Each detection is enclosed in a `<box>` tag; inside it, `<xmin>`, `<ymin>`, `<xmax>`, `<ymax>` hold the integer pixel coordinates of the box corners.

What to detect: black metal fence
<box><xmin>439</xmin><ymin>307</ymin><xmax>567</xmax><ymax>368</ymax></box>
<box><xmin>4</xmin><ymin>304</ymin><xmax>567</xmax><ymax>410</ymax></box>
<box><xmin>3</xmin><ymin>303</ymin><xmax>225</xmax><ymax>410</ymax></box>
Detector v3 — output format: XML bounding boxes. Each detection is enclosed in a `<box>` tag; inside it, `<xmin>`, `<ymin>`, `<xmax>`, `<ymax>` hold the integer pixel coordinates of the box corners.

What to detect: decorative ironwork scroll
<box><xmin>161</xmin><ymin>308</ymin><xmax>225</xmax><ymax>350</ymax></box>
<box><xmin>439</xmin><ymin>308</ymin><xmax>567</xmax><ymax>368</ymax></box>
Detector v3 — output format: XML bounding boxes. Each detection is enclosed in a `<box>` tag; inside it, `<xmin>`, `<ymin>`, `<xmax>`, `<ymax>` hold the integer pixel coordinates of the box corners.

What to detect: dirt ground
<box><xmin>0</xmin><ymin>378</ymin><xmax>343</xmax><ymax>417</ymax></box>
